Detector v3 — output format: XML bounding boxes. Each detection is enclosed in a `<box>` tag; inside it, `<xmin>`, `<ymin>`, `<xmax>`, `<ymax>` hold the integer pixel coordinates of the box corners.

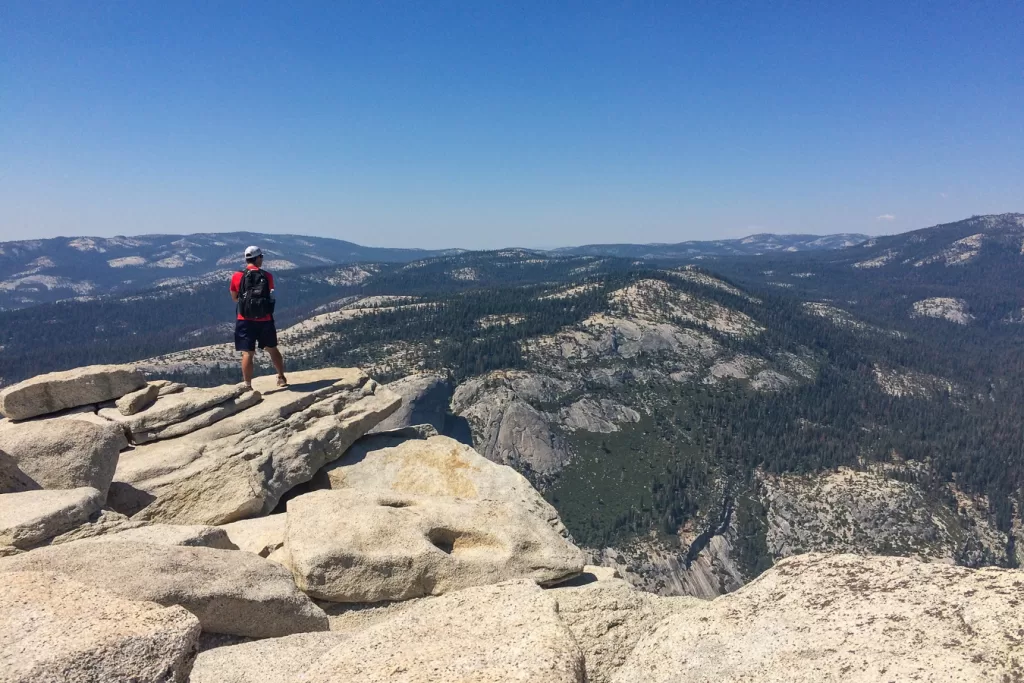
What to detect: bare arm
<box><xmin>231</xmin><ymin>290</ymin><xmax>239</xmax><ymax>302</ymax></box>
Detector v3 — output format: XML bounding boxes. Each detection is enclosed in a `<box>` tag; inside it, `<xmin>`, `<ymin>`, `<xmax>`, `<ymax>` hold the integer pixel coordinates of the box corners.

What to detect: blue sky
<box><xmin>1</xmin><ymin>1</ymin><xmax>1021</xmax><ymax>248</ymax></box>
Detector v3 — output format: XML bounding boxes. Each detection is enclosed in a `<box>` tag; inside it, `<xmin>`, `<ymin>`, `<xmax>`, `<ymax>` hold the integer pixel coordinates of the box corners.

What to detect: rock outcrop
<box><xmin>0</xmin><ymin>364</ymin><xmax>146</xmax><ymax>420</ymax></box>
<box><xmin>0</xmin><ymin>540</ymin><xmax>329</xmax><ymax>637</ymax></box>
<box><xmin>0</xmin><ymin>571</ymin><xmax>200</xmax><ymax>683</ymax></box>
<box><xmin>98</xmin><ymin>382</ymin><xmax>257</xmax><ymax>442</ymax></box>
<box><xmin>369</xmin><ymin>372</ymin><xmax>452</xmax><ymax>434</ymax></box>
<box><xmin>0</xmin><ymin>487</ymin><xmax>104</xmax><ymax>554</ymax></box>
<box><xmin>0</xmin><ymin>419</ymin><xmax>125</xmax><ymax>495</ymax></box>
<box><xmin>613</xmin><ymin>553</ymin><xmax>1024</xmax><ymax>682</ymax></box>
<box><xmin>109</xmin><ymin>368</ymin><xmax>401</xmax><ymax>525</ymax></box>
<box><xmin>218</xmin><ymin>514</ymin><xmax>287</xmax><ymax>557</ymax></box>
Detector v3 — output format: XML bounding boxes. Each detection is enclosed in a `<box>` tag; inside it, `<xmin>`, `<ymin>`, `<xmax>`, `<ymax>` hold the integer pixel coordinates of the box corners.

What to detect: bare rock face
<box><xmin>369</xmin><ymin>372</ymin><xmax>452</xmax><ymax>434</ymax></box>
<box><xmin>0</xmin><ymin>487</ymin><xmax>104</xmax><ymax>553</ymax></box>
<box><xmin>613</xmin><ymin>553</ymin><xmax>1024</xmax><ymax>682</ymax></box>
<box><xmin>303</xmin><ymin>581</ymin><xmax>585</xmax><ymax>683</ymax></box>
<box><xmin>0</xmin><ymin>540</ymin><xmax>329</xmax><ymax>637</ymax></box>
<box><xmin>108</xmin><ymin>368</ymin><xmax>401</xmax><ymax>525</ymax></box>
<box><xmin>189</xmin><ymin>632</ymin><xmax>347</xmax><ymax>683</ymax></box>
<box><xmin>0</xmin><ymin>364</ymin><xmax>146</xmax><ymax>421</ymax></box>
<box><xmin>552</xmin><ymin>577</ymin><xmax>698</xmax><ymax>683</ymax></box>
<box><xmin>314</xmin><ymin>433</ymin><xmax>569</xmax><ymax>535</ymax></box>
<box><xmin>0</xmin><ymin>419</ymin><xmax>125</xmax><ymax>496</ymax></box>
<box><xmin>116</xmin><ymin>383</ymin><xmax>160</xmax><ymax>416</ymax></box>
<box><xmin>284</xmin><ymin>489</ymin><xmax>585</xmax><ymax>603</ymax></box>
<box><xmin>0</xmin><ymin>570</ymin><xmax>201</xmax><ymax>683</ymax></box>
<box><xmin>451</xmin><ymin>371</ymin><xmax>573</xmax><ymax>478</ymax></box>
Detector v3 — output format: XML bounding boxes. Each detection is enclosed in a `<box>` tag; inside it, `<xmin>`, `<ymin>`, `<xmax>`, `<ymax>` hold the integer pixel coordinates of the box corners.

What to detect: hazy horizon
<box><xmin>3</xmin><ymin>2</ymin><xmax>1021</xmax><ymax>249</ymax></box>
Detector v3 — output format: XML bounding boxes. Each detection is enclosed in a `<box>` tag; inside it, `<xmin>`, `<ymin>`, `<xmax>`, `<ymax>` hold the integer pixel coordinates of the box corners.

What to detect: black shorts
<box><xmin>234</xmin><ymin>319</ymin><xmax>278</xmax><ymax>352</ymax></box>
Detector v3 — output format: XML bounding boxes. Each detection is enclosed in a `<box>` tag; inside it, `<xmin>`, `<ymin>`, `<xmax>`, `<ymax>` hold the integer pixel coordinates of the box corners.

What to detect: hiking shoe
<box><xmin>277</xmin><ymin>375</ymin><xmax>288</xmax><ymax>387</ymax></box>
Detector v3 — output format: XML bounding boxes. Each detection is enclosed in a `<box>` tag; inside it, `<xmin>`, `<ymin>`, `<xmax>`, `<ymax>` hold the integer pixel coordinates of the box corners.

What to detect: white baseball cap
<box><xmin>244</xmin><ymin>246</ymin><xmax>263</xmax><ymax>259</ymax></box>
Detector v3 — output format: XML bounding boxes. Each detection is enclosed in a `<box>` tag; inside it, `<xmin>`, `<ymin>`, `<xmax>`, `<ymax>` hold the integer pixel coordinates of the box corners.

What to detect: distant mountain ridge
<box><xmin>549</xmin><ymin>232</ymin><xmax>868</xmax><ymax>259</ymax></box>
<box><xmin>0</xmin><ymin>229</ymin><xmax>869</xmax><ymax>309</ymax></box>
<box><xmin>0</xmin><ymin>232</ymin><xmax>460</xmax><ymax>309</ymax></box>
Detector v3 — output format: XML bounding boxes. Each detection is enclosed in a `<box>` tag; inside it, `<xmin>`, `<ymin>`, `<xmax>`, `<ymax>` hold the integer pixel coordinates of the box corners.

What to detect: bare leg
<box><xmin>266</xmin><ymin>347</ymin><xmax>287</xmax><ymax>385</ymax></box>
<box><xmin>241</xmin><ymin>351</ymin><xmax>255</xmax><ymax>386</ymax></box>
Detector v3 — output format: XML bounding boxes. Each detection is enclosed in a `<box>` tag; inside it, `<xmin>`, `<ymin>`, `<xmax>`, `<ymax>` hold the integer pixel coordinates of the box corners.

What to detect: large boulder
<box><xmin>303</xmin><ymin>581</ymin><xmax>586</xmax><ymax>682</ymax></box>
<box><xmin>0</xmin><ymin>418</ymin><xmax>125</xmax><ymax>495</ymax></box>
<box><xmin>369</xmin><ymin>372</ymin><xmax>452</xmax><ymax>434</ymax></box>
<box><xmin>314</xmin><ymin>433</ymin><xmax>569</xmax><ymax>535</ymax></box>
<box><xmin>0</xmin><ymin>570</ymin><xmax>200</xmax><ymax>683</ymax></box>
<box><xmin>0</xmin><ymin>540</ymin><xmax>329</xmax><ymax>637</ymax></box>
<box><xmin>109</xmin><ymin>368</ymin><xmax>401</xmax><ymax>525</ymax></box>
<box><xmin>613</xmin><ymin>553</ymin><xmax>1024</xmax><ymax>682</ymax></box>
<box><xmin>0</xmin><ymin>452</ymin><xmax>37</xmax><ymax>494</ymax></box>
<box><xmin>552</xmin><ymin>577</ymin><xmax>698</xmax><ymax>683</ymax></box>
<box><xmin>0</xmin><ymin>364</ymin><xmax>145</xmax><ymax>420</ymax></box>
<box><xmin>218</xmin><ymin>514</ymin><xmax>287</xmax><ymax>557</ymax></box>
<box><xmin>189</xmin><ymin>632</ymin><xmax>347</xmax><ymax>683</ymax></box>
<box><xmin>284</xmin><ymin>488</ymin><xmax>585</xmax><ymax>602</ymax></box>
<box><xmin>0</xmin><ymin>487</ymin><xmax>104</xmax><ymax>554</ymax></box>
<box><xmin>74</xmin><ymin>523</ymin><xmax>238</xmax><ymax>549</ymax></box>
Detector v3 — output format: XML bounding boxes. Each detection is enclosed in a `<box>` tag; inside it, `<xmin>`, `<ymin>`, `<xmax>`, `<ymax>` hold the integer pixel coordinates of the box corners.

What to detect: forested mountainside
<box><xmin>551</xmin><ymin>232</ymin><xmax>867</xmax><ymax>258</ymax></box>
<box><xmin>0</xmin><ymin>232</ymin><xmax>458</xmax><ymax>309</ymax></box>
<box><xmin>3</xmin><ymin>213</ymin><xmax>1023</xmax><ymax>597</ymax></box>
<box><xmin>0</xmin><ymin>229</ymin><xmax>862</xmax><ymax>310</ymax></box>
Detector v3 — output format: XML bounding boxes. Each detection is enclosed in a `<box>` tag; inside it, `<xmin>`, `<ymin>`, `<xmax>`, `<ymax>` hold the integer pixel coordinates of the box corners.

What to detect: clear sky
<box><xmin>1</xmin><ymin>1</ymin><xmax>1021</xmax><ymax>249</ymax></box>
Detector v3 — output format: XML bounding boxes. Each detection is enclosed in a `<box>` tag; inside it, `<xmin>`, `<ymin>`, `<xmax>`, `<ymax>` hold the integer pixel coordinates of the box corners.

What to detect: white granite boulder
<box><xmin>0</xmin><ymin>540</ymin><xmax>328</xmax><ymax>637</ymax></box>
<box><xmin>0</xmin><ymin>487</ymin><xmax>104</xmax><ymax>554</ymax></box>
<box><xmin>115</xmin><ymin>383</ymin><xmax>160</xmax><ymax>415</ymax></box>
<box><xmin>218</xmin><ymin>514</ymin><xmax>287</xmax><ymax>557</ymax></box>
<box><xmin>0</xmin><ymin>419</ymin><xmax>125</xmax><ymax>496</ymax></box>
<box><xmin>0</xmin><ymin>365</ymin><xmax>146</xmax><ymax>420</ymax></box>
<box><xmin>612</xmin><ymin>553</ymin><xmax>1024</xmax><ymax>683</ymax></box>
<box><xmin>0</xmin><ymin>570</ymin><xmax>201</xmax><ymax>683</ymax></box>
<box><xmin>314</xmin><ymin>433</ymin><xmax>569</xmax><ymax>535</ymax></box>
<box><xmin>284</xmin><ymin>488</ymin><xmax>585</xmax><ymax>602</ymax></box>
<box><xmin>303</xmin><ymin>581</ymin><xmax>585</xmax><ymax>682</ymax></box>
<box><xmin>189</xmin><ymin>632</ymin><xmax>347</xmax><ymax>683</ymax></box>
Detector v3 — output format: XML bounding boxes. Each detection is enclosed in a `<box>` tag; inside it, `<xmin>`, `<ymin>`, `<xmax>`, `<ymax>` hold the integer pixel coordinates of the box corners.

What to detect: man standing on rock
<box><xmin>230</xmin><ymin>246</ymin><xmax>287</xmax><ymax>388</ymax></box>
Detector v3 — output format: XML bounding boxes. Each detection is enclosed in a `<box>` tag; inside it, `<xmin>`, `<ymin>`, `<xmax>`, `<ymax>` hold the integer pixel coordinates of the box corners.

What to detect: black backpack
<box><xmin>237</xmin><ymin>269</ymin><xmax>275</xmax><ymax>319</ymax></box>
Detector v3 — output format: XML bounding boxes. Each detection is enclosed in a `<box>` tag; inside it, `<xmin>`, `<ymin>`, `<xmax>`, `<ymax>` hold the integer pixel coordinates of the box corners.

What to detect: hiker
<box><xmin>230</xmin><ymin>246</ymin><xmax>287</xmax><ymax>389</ymax></box>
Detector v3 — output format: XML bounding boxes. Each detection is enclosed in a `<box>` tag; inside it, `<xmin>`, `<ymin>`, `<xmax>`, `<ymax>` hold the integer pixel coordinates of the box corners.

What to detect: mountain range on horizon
<box><xmin>0</xmin><ymin>227</ymin><xmax>876</xmax><ymax>310</ymax></box>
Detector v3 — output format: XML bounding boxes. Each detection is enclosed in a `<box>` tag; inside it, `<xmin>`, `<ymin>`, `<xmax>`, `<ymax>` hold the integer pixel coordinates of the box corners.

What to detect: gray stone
<box><xmin>131</xmin><ymin>389</ymin><xmax>262</xmax><ymax>443</ymax></box>
<box><xmin>0</xmin><ymin>570</ymin><xmax>200</xmax><ymax>683</ymax></box>
<box><xmin>369</xmin><ymin>372</ymin><xmax>452</xmax><ymax>434</ymax></box>
<box><xmin>109</xmin><ymin>368</ymin><xmax>401</xmax><ymax>525</ymax></box>
<box><xmin>303</xmin><ymin>581</ymin><xmax>585</xmax><ymax>683</ymax></box>
<box><xmin>115</xmin><ymin>383</ymin><xmax>160</xmax><ymax>415</ymax></box>
<box><xmin>0</xmin><ymin>487</ymin><xmax>104</xmax><ymax>552</ymax></box>
<box><xmin>0</xmin><ymin>418</ymin><xmax>125</xmax><ymax>496</ymax></box>
<box><xmin>0</xmin><ymin>540</ymin><xmax>329</xmax><ymax>637</ymax></box>
<box><xmin>285</xmin><ymin>488</ymin><xmax>585</xmax><ymax>603</ymax></box>
<box><xmin>189</xmin><ymin>632</ymin><xmax>347</xmax><ymax>683</ymax></box>
<box><xmin>0</xmin><ymin>365</ymin><xmax>146</xmax><ymax>421</ymax></box>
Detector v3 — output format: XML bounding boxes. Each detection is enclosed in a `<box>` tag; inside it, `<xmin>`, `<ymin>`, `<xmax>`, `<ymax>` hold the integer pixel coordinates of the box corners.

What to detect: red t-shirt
<box><xmin>230</xmin><ymin>265</ymin><xmax>275</xmax><ymax>321</ymax></box>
